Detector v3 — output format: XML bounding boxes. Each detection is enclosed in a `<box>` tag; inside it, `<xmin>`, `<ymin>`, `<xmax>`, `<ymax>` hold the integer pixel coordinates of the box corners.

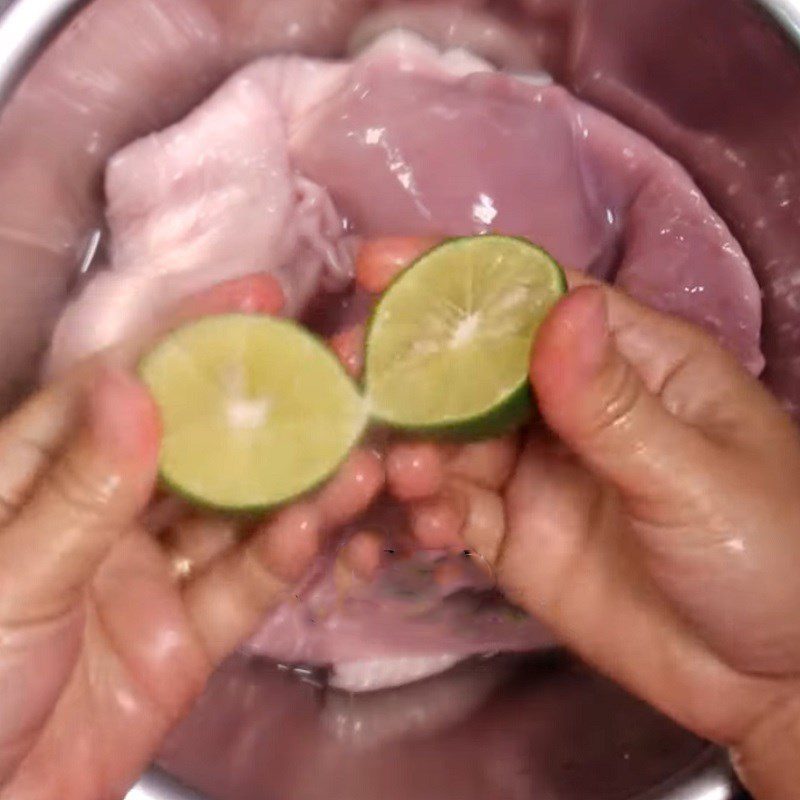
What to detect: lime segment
<box><xmin>140</xmin><ymin>315</ymin><xmax>367</xmax><ymax>511</ymax></box>
<box><xmin>364</xmin><ymin>236</ymin><xmax>567</xmax><ymax>438</ymax></box>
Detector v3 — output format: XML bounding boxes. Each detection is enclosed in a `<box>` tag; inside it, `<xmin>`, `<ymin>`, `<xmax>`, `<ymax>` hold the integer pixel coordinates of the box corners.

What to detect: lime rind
<box><xmin>156</xmin><ymin>442</ymin><xmax>360</xmax><ymax>516</ymax></box>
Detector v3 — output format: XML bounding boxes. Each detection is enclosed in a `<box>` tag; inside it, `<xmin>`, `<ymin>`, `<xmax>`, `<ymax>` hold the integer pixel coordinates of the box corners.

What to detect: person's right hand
<box><xmin>389</xmin><ymin>280</ymin><xmax>800</xmax><ymax>800</ymax></box>
<box><xmin>351</xmin><ymin>236</ymin><xmax>800</xmax><ymax>798</ymax></box>
<box><xmin>492</xmin><ymin>284</ymin><xmax>800</xmax><ymax>800</ymax></box>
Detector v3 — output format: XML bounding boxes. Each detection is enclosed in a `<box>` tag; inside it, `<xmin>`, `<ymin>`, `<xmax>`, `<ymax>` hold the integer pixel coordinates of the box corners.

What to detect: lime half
<box><xmin>364</xmin><ymin>236</ymin><xmax>567</xmax><ymax>438</ymax></box>
<box><xmin>140</xmin><ymin>315</ymin><xmax>367</xmax><ymax>511</ymax></box>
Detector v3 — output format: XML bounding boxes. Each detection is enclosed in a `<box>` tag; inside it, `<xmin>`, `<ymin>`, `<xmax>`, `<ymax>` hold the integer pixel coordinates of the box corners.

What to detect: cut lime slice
<box><xmin>140</xmin><ymin>315</ymin><xmax>367</xmax><ymax>511</ymax></box>
<box><xmin>364</xmin><ymin>236</ymin><xmax>567</xmax><ymax>439</ymax></box>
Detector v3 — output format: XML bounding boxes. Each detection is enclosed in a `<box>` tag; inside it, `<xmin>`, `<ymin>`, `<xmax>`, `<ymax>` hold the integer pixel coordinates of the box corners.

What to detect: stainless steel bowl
<box><xmin>1</xmin><ymin>1</ymin><xmax>798</xmax><ymax>798</ymax></box>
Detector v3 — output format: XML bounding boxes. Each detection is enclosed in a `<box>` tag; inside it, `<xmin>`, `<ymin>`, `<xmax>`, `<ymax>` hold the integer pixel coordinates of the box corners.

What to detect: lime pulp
<box><xmin>364</xmin><ymin>235</ymin><xmax>567</xmax><ymax>439</ymax></box>
<box><xmin>139</xmin><ymin>314</ymin><xmax>367</xmax><ymax>511</ymax></box>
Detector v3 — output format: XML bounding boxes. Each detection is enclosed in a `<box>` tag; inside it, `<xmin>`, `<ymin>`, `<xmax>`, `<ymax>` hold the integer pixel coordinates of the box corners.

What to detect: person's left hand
<box><xmin>0</xmin><ymin>275</ymin><xmax>385</xmax><ymax>800</ymax></box>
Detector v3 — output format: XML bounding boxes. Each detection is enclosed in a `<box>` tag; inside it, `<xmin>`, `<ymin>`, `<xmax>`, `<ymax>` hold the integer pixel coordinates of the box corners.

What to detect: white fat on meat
<box><xmin>245</xmin><ymin>546</ymin><xmax>552</xmax><ymax>681</ymax></box>
<box><xmin>322</xmin><ymin>658</ymin><xmax>510</xmax><ymax>747</ymax></box>
<box><xmin>348</xmin><ymin>2</ymin><xmax>546</xmax><ymax>71</ymax></box>
<box><xmin>46</xmin><ymin>57</ymin><xmax>353</xmax><ymax>376</ymax></box>
<box><xmin>330</xmin><ymin>654</ymin><xmax>464</xmax><ymax>693</ymax></box>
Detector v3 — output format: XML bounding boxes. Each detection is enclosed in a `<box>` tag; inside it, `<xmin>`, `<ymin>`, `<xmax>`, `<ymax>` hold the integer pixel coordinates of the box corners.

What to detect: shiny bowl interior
<box><xmin>1</xmin><ymin>1</ymin><xmax>799</xmax><ymax>798</ymax></box>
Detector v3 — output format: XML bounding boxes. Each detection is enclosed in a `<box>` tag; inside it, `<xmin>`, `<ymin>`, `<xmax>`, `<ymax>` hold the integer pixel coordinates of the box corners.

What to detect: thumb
<box><xmin>529</xmin><ymin>286</ymin><xmax>715</xmax><ymax>511</ymax></box>
<box><xmin>0</xmin><ymin>367</ymin><xmax>161</xmax><ymax>624</ymax></box>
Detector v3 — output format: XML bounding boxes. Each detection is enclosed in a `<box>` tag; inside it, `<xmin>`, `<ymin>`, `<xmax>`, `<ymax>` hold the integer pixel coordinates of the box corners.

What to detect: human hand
<box><xmin>383</xmin><ymin>278</ymin><xmax>800</xmax><ymax>800</ymax></box>
<box><xmin>348</xmin><ymin>236</ymin><xmax>800</xmax><ymax>798</ymax></box>
<box><xmin>0</xmin><ymin>275</ymin><xmax>385</xmax><ymax>800</ymax></box>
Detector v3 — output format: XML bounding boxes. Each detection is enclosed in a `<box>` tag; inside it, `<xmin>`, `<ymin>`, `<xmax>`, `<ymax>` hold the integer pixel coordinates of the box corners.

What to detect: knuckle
<box><xmin>240</xmin><ymin>547</ymin><xmax>289</xmax><ymax>611</ymax></box>
<box><xmin>10</xmin><ymin>435</ymin><xmax>57</xmax><ymax>470</ymax></box>
<box><xmin>585</xmin><ymin>358</ymin><xmax>644</xmax><ymax>439</ymax></box>
<box><xmin>47</xmin><ymin>452</ymin><xmax>119</xmax><ymax>522</ymax></box>
<box><xmin>0</xmin><ymin>491</ymin><xmax>21</xmax><ymax>522</ymax></box>
<box><xmin>0</xmin><ymin>437</ymin><xmax>58</xmax><ymax>522</ymax></box>
<box><xmin>656</xmin><ymin>352</ymin><xmax>704</xmax><ymax>416</ymax></box>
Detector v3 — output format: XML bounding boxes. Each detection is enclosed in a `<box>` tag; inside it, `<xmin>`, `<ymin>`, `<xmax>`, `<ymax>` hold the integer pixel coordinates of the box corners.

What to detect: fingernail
<box><xmin>89</xmin><ymin>366</ymin><xmax>162</xmax><ymax>470</ymax></box>
<box><xmin>570</xmin><ymin>288</ymin><xmax>611</xmax><ymax>381</ymax></box>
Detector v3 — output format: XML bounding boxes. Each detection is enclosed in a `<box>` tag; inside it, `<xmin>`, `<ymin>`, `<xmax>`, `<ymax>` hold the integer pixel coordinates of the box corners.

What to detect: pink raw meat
<box><xmin>49</xmin><ymin>31</ymin><xmax>763</xmax><ymax>376</ymax></box>
<box><xmin>0</xmin><ymin>0</ymin><xmax>375</xmax><ymax>408</ymax></box>
<box><xmin>46</xmin><ymin>58</ymin><xmax>355</xmax><ymax>374</ymax></box>
<box><xmin>291</xmin><ymin>32</ymin><xmax>764</xmax><ymax>373</ymax></box>
<box><xmin>566</xmin><ymin>0</ymin><xmax>800</xmax><ymax>415</ymax></box>
<box><xmin>246</xmin><ymin>547</ymin><xmax>550</xmax><ymax>691</ymax></box>
<box><xmin>45</xmin><ymin>31</ymin><xmax>765</xmax><ymax>688</ymax></box>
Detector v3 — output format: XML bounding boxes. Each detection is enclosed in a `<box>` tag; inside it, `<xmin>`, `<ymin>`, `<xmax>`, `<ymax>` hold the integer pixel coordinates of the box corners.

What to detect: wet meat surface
<box><xmin>38</xmin><ymin>24</ymin><xmax>771</xmax><ymax>689</ymax></box>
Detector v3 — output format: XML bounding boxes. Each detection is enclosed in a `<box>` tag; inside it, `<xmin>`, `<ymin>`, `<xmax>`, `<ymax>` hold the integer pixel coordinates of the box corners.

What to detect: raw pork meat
<box><xmin>45</xmin><ymin>30</ymin><xmax>765</xmax><ymax>689</ymax></box>
<box><xmin>292</xmin><ymin>31</ymin><xmax>763</xmax><ymax>372</ymax></box>
<box><xmin>49</xmin><ymin>31</ymin><xmax>763</xmax><ymax>377</ymax></box>
<box><xmin>247</xmin><ymin>548</ymin><xmax>550</xmax><ymax>691</ymax></box>
<box><xmin>46</xmin><ymin>58</ymin><xmax>355</xmax><ymax>373</ymax></box>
